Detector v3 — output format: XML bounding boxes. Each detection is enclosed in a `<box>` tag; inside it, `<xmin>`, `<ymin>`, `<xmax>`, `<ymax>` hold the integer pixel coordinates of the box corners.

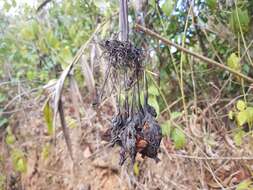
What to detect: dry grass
<box><xmin>1</xmin><ymin>85</ymin><xmax>253</xmax><ymax>190</ymax></box>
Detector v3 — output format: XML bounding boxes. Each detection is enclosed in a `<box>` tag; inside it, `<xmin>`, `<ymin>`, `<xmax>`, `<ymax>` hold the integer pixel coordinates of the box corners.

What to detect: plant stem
<box><xmin>135</xmin><ymin>24</ymin><xmax>253</xmax><ymax>83</ymax></box>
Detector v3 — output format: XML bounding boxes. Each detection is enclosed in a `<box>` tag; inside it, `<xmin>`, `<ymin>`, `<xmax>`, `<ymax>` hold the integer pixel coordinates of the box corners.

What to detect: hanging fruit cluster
<box><xmin>99</xmin><ymin>39</ymin><xmax>162</xmax><ymax>166</ymax></box>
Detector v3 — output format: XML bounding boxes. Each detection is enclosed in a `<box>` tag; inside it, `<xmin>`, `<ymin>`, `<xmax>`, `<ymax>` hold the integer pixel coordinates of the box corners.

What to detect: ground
<box><xmin>1</xmin><ymin>89</ymin><xmax>253</xmax><ymax>190</ymax></box>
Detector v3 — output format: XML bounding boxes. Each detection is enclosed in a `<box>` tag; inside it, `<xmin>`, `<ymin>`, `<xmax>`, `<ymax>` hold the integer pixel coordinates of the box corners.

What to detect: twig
<box><xmin>36</xmin><ymin>0</ymin><xmax>52</xmax><ymax>12</ymax></box>
<box><xmin>36</xmin><ymin>0</ymin><xmax>52</xmax><ymax>13</ymax></box>
<box><xmin>135</xmin><ymin>24</ymin><xmax>253</xmax><ymax>83</ymax></box>
<box><xmin>168</xmin><ymin>153</ymin><xmax>253</xmax><ymax>160</ymax></box>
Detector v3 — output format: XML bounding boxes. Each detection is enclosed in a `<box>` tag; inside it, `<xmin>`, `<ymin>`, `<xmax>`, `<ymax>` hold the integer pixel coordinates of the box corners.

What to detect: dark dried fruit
<box><xmin>98</xmin><ymin>39</ymin><xmax>162</xmax><ymax>166</ymax></box>
<box><xmin>107</xmin><ymin>104</ymin><xmax>162</xmax><ymax>166</ymax></box>
<box><xmin>140</xmin><ymin>112</ymin><xmax>162</xmax><ymax>162</ymax></box>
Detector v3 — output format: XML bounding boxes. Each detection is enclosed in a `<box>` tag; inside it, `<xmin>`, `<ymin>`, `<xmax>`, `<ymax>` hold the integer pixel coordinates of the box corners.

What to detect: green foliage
<box><xmin>42</xmin><ymin>143</ymin><xmax>51</xmax><ymax>160</ymax></box>
<box><xmin>161</xmin><ymin>0</ymin><xmax>174</xmax><ymax>17</ymax></box>
<box><xmin>230</xmin><ymin>8</ymin><xmax>250</xmax><ymax>34</ymax></box>
<box><xmin>162</xmin><ymin>111</ymin><xmax>185</xmax><ymax>149</ymax></box>
<box><xmin>228</xmin><ymin>110</ymin><xmax>234</xmax><ymax>120</ymax></box>
<box><xmin>229</xmin><ymin>100</ymin><xmax>253</xmax><ymax>128</ymax></box>
<box><xmin>229</xmin><ymin>100</ymin><xmax>253</xmax><ymax>146</ymax></box>
<box><xmin>133</xmin><ymin>162</ymin><xmax>139</xmax><ymax>176</ymax></box>
<box><xmin>206</xmin><ymin>0</ymin><xmax>217</xmax><ymax>10</ymax></box>
<box><xmin>236</xmin><ymin>100</ymin><xmax>246</xmax><ymax>111</ymax></box>
<box><xmin>0</xmin><ymin>117</ymin><xmax>8</xmax><ymax>129</ymax></box>
<box><xmin>227</xmin><ymin>53</ymin><xmax>241</xmax><ymax>72</ymax></box>
<box><xmin>11</xmin><ymin>149</ymin><xmax>27</xmax><ymax>173</ymax></box>
<box><xmin>233</xmin><ymin>130</ymin><xmax>245</xmax><ymax>146</ymax></box>
<box><xmin>236</xmin><ymin>179</ymin><xmax>253</xmax><ymax>190</ymax></box>
<box><xmin>0</xmin><ymin>93</ymin><xmax>8</xmax><ymax>128</ymax></box>
<box><xmin>0</xmin><ymin>174</ymin><xmax>5</xmax><ymax>190</ymax></box>
<box><xmin>237</xmin><ymin>110</ymin><xmax>248</xmax><ymax>126</ymax></box>
<box><xmin>5</xmin><ymin>127</ymin><xmax>15</xmax><ymax>145</ymax></box>
<box><xmin>170</xmin><ymin>111</ymin><xmax>182</xmax><ymax>120</ymax></box>
<box><xmin>149</xmin><ymin>96</ymin><xmax>160</xmax><ymax>115</ymax></box>
<box><xmin>43</xmin><ymin>100</ymin><xmax>54</xmax><ymax>135</ymax></box>
<box><xmin>161</xmin><ymin>121</ymin><xmax>171</xmax><ymax>137</ymax></box>
<box><xmin>171</xmin><ymin>127</ymin><xmax>186</xmax><ymax>149</ymax></box>
<box><xmin>148</xmin><ymin>85</ymin><xmax>160</xmax><ymax>96</ymax></box>
<box><xmin>66</xmin><ymin>116</ymin><xmax>77</xmax><ymax>129</ymax></box>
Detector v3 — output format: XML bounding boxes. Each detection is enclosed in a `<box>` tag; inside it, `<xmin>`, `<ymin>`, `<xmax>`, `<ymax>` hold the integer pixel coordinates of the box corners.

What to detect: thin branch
<box><xmin>168</xmin><ymin>153</ymin><xmax>253</xmax><ymax>160</ymax></box>
<box><xmin>36</xmin><ymin>0</ymin><xmax>52</xmax><ymax>12</ymax></box>
<box><xmin>135</xmin><ymin>24</ymin><xmax>253</xmax><ymax>83</ymax></box>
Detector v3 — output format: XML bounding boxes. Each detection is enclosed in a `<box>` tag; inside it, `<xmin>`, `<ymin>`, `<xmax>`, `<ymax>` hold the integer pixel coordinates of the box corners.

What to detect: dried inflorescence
<box><xmin>99</xmin><ymin>40</ymin><xmax>143</xmax><ymax>70</ymax></box>
<box><xmin>99</xmin><ymin>39</ymin><xmax>162</xmax><ymax>166</ymax></box>
<box><xmin>108</xmin><ymin>102</ymin><xmax>162</xmax><ymax>166</ymax></box>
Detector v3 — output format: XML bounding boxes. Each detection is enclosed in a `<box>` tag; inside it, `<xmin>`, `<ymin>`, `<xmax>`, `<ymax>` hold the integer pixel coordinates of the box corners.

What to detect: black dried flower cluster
<box><xmin>99</xmin><ymin>39</ymin><xmax>162</xmax><ymax>166</ymax></box>
<box><xmin>99</xmin><ymin>40</ymin><xmax>143</xmax><ymax>69</ymax></box>
<box><xmin>110</xmin><ymin>102</ymin><xmax>162</xmax><ymax>166</ymax></box>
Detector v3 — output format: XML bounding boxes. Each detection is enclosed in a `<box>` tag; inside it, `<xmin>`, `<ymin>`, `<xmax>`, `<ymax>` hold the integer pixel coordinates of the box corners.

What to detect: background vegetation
<box><xmin>1</xmin><ymin>0</ymin><xmax>253</xmax><ymax>189</ymax></box>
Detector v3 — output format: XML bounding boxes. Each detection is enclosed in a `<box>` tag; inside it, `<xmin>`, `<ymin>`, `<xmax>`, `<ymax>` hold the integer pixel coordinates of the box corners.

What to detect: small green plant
<box><xmin>228</xmin><ymin>100</ymin><xmax>253</xmax><ymax>146</ymax></box>
<box><xmin>42</xmin><ymin>143</ymin><xmax>51</xmax><ymax>160</ymax></box>
<box><xmin>229</xmin><ymin>100</ymin><xmax>253</xmax><ymax>128</ymax></box>
<box><xmin>161</xmin><ymin>111</ymin><xmax>186</xmax><ymax>149</ymax></box>
<box><xmin>236</xmin><ymin>179</ymin><xmax>253</xmax><ymax>190</ymax></box>
<box><xmin>11</xmin><ymin>149</ymin><xmax>27</xmax><ymax>173</ymax></box>
<box><xmin>43</xmin><ymin>100</ymin><xmax>54</xmax><ymax>135</ymax></box>
<box><xmin>0</xmin><ymin>174</ymin><xmax>6</xmax><ymax>190</ymax></box>
<box><xmin>5</xmin><ymin>127</ymin><xmax>15</xmax><ymax>145</ymax></box>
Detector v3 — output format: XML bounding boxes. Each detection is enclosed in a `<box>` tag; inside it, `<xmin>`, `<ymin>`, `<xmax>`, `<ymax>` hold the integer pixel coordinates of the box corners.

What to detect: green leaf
<box><xmin>206</xmin><ymin>0</ymin><xmax>217</xmax><ymax>10</ymax></box>
<box><xmin>236</xmin><ymin>110</ymin><xmax>248</xmax><ymax>126</ymax></box>
<box><xmin>236</xmin><ymin>179</ymin><xmax>252</xmax><ymax>190</ymax></box>
<box><xmin>6</xmin><ymin>127</ymin><xmax>15</xmax><ymax>145</ymax></box>
<box><xmin>42</xmin><ymin>144</ymin><xmax>51</xmax><ymax>160</ymax></box>
<box><xmin>236</xmin><ymin>100</ymin><xmax>246</xmax><ymax>111</ymax></box>
<box><xmin>26</xmin><ymin>70</ymin><xmax>36</xmax><ymax>81</ymax></box>
<box><xmin>171</xmin><ymin>128</ymin><xmax>186</xmax><ymax>149</ymax></box>
<box><xmin>11</xmin><ymin>0</ymin><xmax>16</xmax><ymax>7</ymax></box>
<box><xmin>170</xmin><ymin>111</ymin><xmax>182</xmax><ymax>120</ymax></box>
<box><xmin>38</xmin><ymin>38</ymin><xmax>48</xmax><ymax>54</ymax></box>
<box><xmin>3</xmin><ymin>2</ymin><xmax>11</xmax><ymax>11</ymax></box>
<box><xmin>6</xmin><ymin>133</ymin><xmax>15</xmax><ymax>145</ymax></box>
<box><xmin>0</xmin><ymin>118</ymin><xmax>8</xmax><ymax>128</ymax></box>
<box><xmin>227</xmin><ymin>53</ymin><xmax>241</xmax><ymax>71</ymax></box>
<box><xmin>148</xmin><ymin>85</ymin><xmax>159</xmax><ymax>96</ymax></box>
<box><xmin>16</xmin><ymin>158</ymin><xmax>27</xmax><ymax>173</ymax></box>
<box><xmin>230</xmin><ymin>8</ymin><xmax>250</xmax><ymax>34</ymax></box>
<box><xmin>0</xmin><ymin>93</ymin><xmax>7</xmax><ymax>103</ymax></box>
<box><xmin>148</xmin><ymin>96</ymin><xmax>160</xmax><ymax>115</ymax></box>
<box><xmin>58</xmin><ymin>46</ymin><xmax>73</xmax><ymax>69</ymax></box>
<box><xmin>149</xmin><ymin>0</ymin><xmax>156</xmax><ymax>7</ymax></box>
<box><xmin>161</xmin><ymin>121</ymin><xmax>171</xmax><ymax>137</ymax></box>
<box><xmin>11</xmin><ymin>149</ymin><xmax>27</xmax><ymax>173</ymax></box>
<box><xmin>161</xmin><ymin>0</ymin><xmax>174</xmax><ymax>17</ymax></box>
<box><xmin>66</xmin><ymin>117</ymin><xmax>77</xmax><ymax>129</ymax></box>
<box><xmin>43</xmin><ymin>100</ymin><xmax>54</xmax><ymax>135</ymax></box>
<box><xmin>0</xmin><ymin>174</ymin><xmax>6</xmax><ymax>189</ymax></box>
<box><xmin>246</xmin><ymin>107</ymin><xmax>253</xmax><ymax>128</ymax></box>
<box><xmin>228</xmin><ymin>110</ymin><xmax>234</xmax><ymax>120</ymax></box>
<box><xmin>233</xmin><ymin>130</ymin><xmax>245</xmax><ymax>146</ymax></box>
<box><xmin>133</xmin><ymin>162</ymin><xmax>139</xmax><ymax>176</ymax></box>
<box><xmin>46</xmin><ymin>30</ymin><xmax>60</xmax><ymax>49</ymax></box>
<box><xmin>21</xmin><ymin>22</ymin><xmax>37</xmax><ymax>41</ymax></box>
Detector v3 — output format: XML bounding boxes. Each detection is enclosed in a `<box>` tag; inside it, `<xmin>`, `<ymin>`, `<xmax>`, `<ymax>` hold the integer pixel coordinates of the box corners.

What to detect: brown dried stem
<box><xmin>135</xmin><ymin>24</ymin><xmax>253</xmax><ymax>83</ymax></box>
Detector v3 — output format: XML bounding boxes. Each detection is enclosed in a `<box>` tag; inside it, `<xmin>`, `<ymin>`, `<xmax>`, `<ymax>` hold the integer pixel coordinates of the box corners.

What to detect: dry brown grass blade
<box><xmin>50</xmin><ymin>23</ymin><xmax>106</xmax><ymax>162</ymax></box>
<box><xmin>58</xmin><ymin>98</ymin><xmax>74</xmax><ymax>161</ymax></box>
<box><xmin>80</xmin><ymin>54</ymin><xmax>95</xmax><ymax>93</ymax></box>
<box><xmin>69</xmin><ymin>75</ymin><xmax>82</xmax><ymax>123</ymax></box>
